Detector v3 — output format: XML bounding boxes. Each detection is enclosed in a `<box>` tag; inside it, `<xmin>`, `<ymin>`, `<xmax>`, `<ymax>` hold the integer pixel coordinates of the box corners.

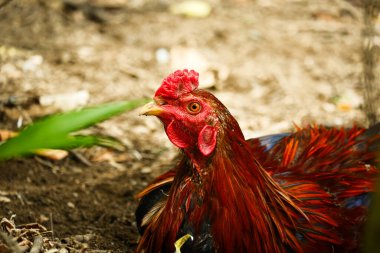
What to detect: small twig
<box><xmin>0</xmin><ymin>0</ymin><xmax>13</xmax><ymax>10</ymax></box>
<box><xmin>16</xmin><ymin>193</ymin><xmax>25</xmax><ymax>206</ymax></box>
<box><xmin>70</xmin><ymin>150</ymin><xmax>92</xmax><ymax>166</ymax></box>
<box><xmin>16</xmin><ymin>106</ymin><xmax>33</xmax><ymax>126</ymax></box>
<box><xmin>30</xmin><ymin>235</ymin><xmax>43</xmax><ymax>253</ymax></box>
<box><xmin>49</xmin><ymin>213</ymin><xmax>54</xmax><ymax>240</ymax></box>
<box><xmin>0</xmin><ymin>231</ymin><xmax>23</xmax><ymax>253</ymax></box>
<box><xmin>120</xmin><ymin>64</ymin><xmax>149</xmax><ymax>79</ymax></box>
<box><xmin>34</xmin><ymin>156</ymin><xmax>57</xmax><ymax>171</ymax></box>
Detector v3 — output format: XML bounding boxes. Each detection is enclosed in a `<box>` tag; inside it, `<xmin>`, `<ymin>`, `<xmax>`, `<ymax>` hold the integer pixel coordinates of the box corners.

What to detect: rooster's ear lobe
<box><xmin>198</xmin><ymin>125</ymin><xmax>217</xmax><ymax>156</ymax></box>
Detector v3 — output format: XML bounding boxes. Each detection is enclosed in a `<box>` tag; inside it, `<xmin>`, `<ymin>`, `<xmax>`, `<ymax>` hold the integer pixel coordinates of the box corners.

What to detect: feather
<box><xmin>135</xmin><ymin>70</ymin><xmax>380</xmax><ymax>253</ymax></box>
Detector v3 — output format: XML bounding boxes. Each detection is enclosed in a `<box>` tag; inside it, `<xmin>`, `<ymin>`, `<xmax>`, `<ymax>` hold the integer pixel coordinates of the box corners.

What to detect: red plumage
<box><xmin>136</xmin><ymin>70</ymin><xmax>380</xmax><ymax>253</ymax></box>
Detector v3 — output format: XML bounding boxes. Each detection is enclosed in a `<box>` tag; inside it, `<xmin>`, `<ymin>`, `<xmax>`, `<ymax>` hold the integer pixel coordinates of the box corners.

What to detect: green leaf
<box><xmin>0</xmin><ymin>99</ymin><xmax>149</xmax><ymax>161</ymax></box>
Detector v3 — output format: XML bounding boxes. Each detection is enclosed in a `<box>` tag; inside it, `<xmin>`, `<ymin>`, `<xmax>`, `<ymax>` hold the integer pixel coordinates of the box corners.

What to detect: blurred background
<box><xmin>0</xmin><ymin>0</ymin><xmax>379</xmax><ymax>252</ymax></box>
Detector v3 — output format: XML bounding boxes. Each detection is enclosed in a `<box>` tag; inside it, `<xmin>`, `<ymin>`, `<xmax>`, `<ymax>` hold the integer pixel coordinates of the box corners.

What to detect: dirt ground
<box><xmin>0</xmin><ymin>0</ymin><xmax>379</xmax><ymax>252</ymax></box>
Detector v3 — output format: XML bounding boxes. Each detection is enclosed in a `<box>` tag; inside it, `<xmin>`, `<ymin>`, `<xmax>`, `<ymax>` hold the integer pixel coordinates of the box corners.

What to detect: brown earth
<box><xmin>0</xmin><ymin>0</ymin><xmax>379</xmax><ymax>252</ymax></box>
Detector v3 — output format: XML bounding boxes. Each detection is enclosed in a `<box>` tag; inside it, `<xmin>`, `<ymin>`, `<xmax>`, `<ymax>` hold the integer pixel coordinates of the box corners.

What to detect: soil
<box><xmin>0</xmin><ymin>0</ymin><xmax>379</xmax><ymax>252</ymax></box>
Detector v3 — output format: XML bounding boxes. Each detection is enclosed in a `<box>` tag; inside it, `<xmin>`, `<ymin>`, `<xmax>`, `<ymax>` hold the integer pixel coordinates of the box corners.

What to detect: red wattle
<box><xmin>166</xmin><ymin>120</ymin><xmax>192</xmax><ymax>148</ymax></box>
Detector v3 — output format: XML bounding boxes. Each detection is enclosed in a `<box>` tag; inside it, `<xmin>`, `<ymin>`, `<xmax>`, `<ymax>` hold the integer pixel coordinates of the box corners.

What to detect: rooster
<box><xmin>136</xmin><ymin>69</ymin><xmax>380</xmax><ymax>253</ymax></box>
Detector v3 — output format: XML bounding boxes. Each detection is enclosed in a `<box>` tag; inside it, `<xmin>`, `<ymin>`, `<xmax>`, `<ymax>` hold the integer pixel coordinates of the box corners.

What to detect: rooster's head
<box><xmin>141</xmin><ymin>69</ymin><xmax>241</xmax><ymax>156</ymax></box>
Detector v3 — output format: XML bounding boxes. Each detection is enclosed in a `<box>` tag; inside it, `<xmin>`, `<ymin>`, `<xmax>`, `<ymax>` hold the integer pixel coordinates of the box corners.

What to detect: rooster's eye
<box><xmin>187</xmin><ymin>102</ymin><xmax>202</xmax><ymax>114</ymax></box>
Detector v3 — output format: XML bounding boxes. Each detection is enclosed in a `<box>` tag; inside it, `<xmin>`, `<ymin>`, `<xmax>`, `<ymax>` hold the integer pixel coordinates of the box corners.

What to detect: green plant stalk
<box><xmin>0</xmin><ymin>99</ymin><xmax>148</xmax><ymax>160</ymax></box>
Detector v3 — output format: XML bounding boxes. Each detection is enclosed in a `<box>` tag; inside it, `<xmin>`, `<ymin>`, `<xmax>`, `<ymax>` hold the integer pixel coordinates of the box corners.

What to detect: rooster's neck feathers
<box><xmin>172</xmin><ymin>111</ymin><xmax>306</xmax><ymax>253</ymax></box>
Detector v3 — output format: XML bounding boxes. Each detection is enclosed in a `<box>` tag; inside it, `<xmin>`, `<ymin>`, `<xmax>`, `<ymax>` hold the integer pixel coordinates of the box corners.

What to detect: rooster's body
<box><xmin>136</xmin><ymin>70</ymin><xmax>380</xmax><ymax>253</ymax></box>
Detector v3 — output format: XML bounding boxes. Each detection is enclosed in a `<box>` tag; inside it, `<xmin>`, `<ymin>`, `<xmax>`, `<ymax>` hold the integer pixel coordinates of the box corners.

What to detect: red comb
<box><xmin>154</xmin><ymin>69</ymin><xmax>199</xmax><ymax>99</ymax></box>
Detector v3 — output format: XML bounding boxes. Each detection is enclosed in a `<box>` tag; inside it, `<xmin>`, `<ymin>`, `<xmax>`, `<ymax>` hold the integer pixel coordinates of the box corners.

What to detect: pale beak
<box><xmin>139</xmin><ymin>102</ymin><xmax>164</xmax><ymax>116</ymax></box>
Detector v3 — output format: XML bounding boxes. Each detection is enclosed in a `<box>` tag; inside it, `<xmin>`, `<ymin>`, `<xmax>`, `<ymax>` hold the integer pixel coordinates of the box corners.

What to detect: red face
<box><xmin>140</xmin><ymin>70</ymin><xmax>218</xmax><ymax>156</ymax></box>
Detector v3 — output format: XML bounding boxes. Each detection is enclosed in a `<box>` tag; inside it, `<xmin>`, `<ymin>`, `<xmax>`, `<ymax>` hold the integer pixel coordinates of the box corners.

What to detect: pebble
<box><xmin>0</xmin><ymin>196</ymin><xmax>11</xmax><ymax>203</ymax></box>
<box><xmin>1</xmin><ymin>63</ymin><xmax>21</xmax><ymax>79</ymax></box>
<box><xmin>141</xmin><ymin>167</ymin><xmax>152</xmax><ymax>174</ymax></box>
<box><xmin>67</xmin><ymin>202</ymin><xmax>75</xmax><ymax>208</ymax></box>
<box><xmin>39</xmin><ymin>90</ymin><xmax>90</xmax><ymax>111</ymax></box>
<box><xmin>169</xmin><ymin>1</ymin><xmax>212</xmax><ymax>18</ymax></box>
<box><xmin>22</xmin><ymin>55</ymin><xmax>43</xmax><ymax>72</ymax></box>
<box><xmin>155</xmin><ymin>48</ymin><xmax>170</xmax><ymax>64</ymax></box>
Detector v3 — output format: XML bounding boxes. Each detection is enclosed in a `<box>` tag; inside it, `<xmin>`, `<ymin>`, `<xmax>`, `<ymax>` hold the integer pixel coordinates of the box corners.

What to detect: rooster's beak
<box><xmin>140</xmin><ymin>102</ymin><xmax>164</xmax><ymax>116</ymax></box>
